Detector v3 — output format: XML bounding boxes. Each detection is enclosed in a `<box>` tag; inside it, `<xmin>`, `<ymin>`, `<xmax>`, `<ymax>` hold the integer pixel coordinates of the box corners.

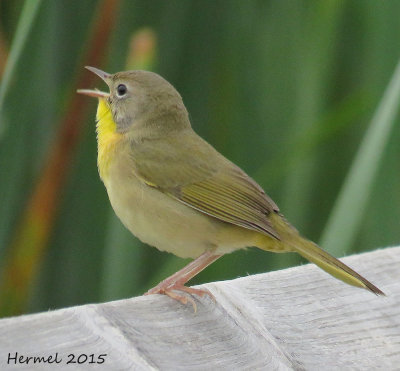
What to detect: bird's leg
<box><xmin>145</xmin><ymin>250</ymin><xmax>222</xmax><ymax>310</ymax></box>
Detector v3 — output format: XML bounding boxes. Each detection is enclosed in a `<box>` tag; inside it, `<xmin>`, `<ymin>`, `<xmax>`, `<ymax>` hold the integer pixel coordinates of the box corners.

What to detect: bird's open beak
<box><xmin>77</xmin><ymin>66</ymin><xmax>111</xmax><ymax>98</ymax></box>
<box><xmin>85</xmin><ymin>66</ymin><xmax>111</xmax><ymax>81</ymax></box>
<box><xmin>77</xmin><ymin>89</ymin><xmax>109</xmax><ymax>98</ymax></box>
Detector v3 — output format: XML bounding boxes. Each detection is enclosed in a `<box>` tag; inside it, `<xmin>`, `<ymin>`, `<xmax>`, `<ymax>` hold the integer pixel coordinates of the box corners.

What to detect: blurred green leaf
<box><xmin>0</xmin><ymin>0</ymin><xmax>42</xmax><ymax>258</ymax></box>
<box><xmin>0</xmin><ymin>0</ymin><xmax>120</xmax><ymax>316</ymax></box>
<box><xmin>281</xmin><ymin>1</ymin><xmax>344</xmax><ymax>233</ymax></box>
<box><xmin>320</xmin><ymin>58</ymin><xmax>400</xmax><ymax>254</ymax></box>
<box><xmin>0</xmin><ymin>0</ymin><xmax>42</xmax><ymax>137</ymax></box>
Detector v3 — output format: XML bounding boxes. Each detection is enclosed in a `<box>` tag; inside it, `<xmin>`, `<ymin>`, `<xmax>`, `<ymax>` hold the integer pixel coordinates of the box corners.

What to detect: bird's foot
<box><xmin>145</xmin><ymin>283</ymin><xmax>215</xmax><ymax>312</ymax></box>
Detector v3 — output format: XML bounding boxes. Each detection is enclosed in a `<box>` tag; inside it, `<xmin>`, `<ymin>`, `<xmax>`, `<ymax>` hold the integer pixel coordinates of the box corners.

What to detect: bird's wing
<box><xmin>131</xmin><ymin>131</ymin><xmax>280</xmax><ymax>239</ymax></box>
<box><xmin>169</xmin><ymin>167</ymin><xmax>280</xmax><ymax>239</ymax></box>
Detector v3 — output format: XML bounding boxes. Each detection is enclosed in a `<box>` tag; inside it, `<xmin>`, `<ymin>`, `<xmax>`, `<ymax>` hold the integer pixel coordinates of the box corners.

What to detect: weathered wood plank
<box><xmin>1</xmin><ymin>247</ymin><xmax>399</xmax><ymax>370</ymax></box>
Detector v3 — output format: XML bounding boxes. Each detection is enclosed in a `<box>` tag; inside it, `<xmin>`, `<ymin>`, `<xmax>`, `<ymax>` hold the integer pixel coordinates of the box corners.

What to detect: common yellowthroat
<box><xmin>78</xmin><ymin>67</ymin><xmax>384</xmax><ymax>308</ymax></box>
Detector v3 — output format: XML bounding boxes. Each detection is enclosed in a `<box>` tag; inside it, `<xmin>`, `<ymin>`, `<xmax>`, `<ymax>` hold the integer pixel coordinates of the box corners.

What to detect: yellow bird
<box><xmin>78</xmin><ymin>67</ymin><xmax>384</xmax><ymax>308</ymax></box>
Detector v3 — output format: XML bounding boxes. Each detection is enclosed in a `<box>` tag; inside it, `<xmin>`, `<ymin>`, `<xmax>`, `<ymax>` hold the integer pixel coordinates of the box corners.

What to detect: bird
<box><xmin>78</xmin><ymin>66</ymin><xmax>384</xmax><ymax>309</ymax></box>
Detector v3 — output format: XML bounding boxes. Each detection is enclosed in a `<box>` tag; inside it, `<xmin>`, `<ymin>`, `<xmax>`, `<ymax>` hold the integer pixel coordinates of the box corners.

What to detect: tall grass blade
<box><xmin>320</xmin><ymin>59</ymin><xmax>400</xmax><ymax>254</ymax></box>
<box><xmin>281</xmin><ymin>1</ymin><xmax>343</xmax><ymax>233</ymax></box>
<box><xmin>0</xmin><ymin>0</ymin><xmax>120</xmax><ymax>317</ymax></box>
<box><xmin>0</xmin><ymin>0</ymin><xmax>42</xmax><ymax>137</ymax></box>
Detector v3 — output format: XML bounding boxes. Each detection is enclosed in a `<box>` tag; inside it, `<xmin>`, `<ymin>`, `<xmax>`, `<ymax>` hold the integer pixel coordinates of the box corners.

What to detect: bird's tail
<box><xmin>258</xmin><ymin>213</ymin><xmax>385</xmax><ymax>295</ymax></box>
<box><xmin>292</xmin><ymin>236</ymin><xmax>384</xmax><ymax>295</ymax></box>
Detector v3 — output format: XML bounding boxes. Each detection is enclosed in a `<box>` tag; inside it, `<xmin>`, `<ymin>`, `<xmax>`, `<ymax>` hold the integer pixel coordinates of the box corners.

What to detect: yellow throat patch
<box><xmin>96</xmin><ymin>98</ymin><xmax>122</xmax><ymax>181</ymax></box>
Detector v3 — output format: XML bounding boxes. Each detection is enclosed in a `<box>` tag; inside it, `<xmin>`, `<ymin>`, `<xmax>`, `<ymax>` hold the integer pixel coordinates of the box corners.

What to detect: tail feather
<box><xmin>261</xmin><ymin>213</ymin><xmax>385</xmax><ymax>295</ymax></box>
<box><xmin>293</xmin><ymin>237</ymin><xmax>385</xmax><ymax>296</ymax></box>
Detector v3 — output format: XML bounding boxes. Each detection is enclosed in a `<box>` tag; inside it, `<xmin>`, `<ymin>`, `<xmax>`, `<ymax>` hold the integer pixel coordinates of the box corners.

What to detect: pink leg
<box><xmin>145</xmin><ymin>250</ymin><xmax>222</xmax><ymax>311</ymax></box>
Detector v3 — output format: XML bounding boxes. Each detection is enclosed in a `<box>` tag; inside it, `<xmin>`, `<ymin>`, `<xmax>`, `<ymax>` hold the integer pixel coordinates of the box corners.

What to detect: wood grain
<box><xmin>1</xmin><ymin>247</ymin><xmax>399</xmax><ymax>370</ymax></box>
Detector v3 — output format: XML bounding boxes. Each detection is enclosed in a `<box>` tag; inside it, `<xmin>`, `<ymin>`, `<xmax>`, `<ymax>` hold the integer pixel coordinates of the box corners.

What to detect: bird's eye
<box><xmin>116</xmin><ymin>84</ymin><xmax>127</xmax><ymax>97</ymax></box>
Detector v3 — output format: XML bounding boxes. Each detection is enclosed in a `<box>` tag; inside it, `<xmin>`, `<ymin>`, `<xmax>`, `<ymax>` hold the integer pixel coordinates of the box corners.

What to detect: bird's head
<box><xmin>78</xmin><ymin>67</ymin><xmax>190</xmax><ymax>138</ymax></box>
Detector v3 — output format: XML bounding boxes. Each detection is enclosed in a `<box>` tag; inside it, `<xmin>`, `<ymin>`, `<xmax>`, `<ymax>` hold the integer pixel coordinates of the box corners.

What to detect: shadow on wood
<box><xmin>0</xmin><ymin>247</ymin><xmax>399</xmax><ymax>370</ymax></box>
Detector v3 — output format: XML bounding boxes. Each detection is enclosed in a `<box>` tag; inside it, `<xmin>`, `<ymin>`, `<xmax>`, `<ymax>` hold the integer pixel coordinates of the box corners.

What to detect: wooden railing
<box><xmin>0</xmin><ymin>247</ymin><xmax>399</xmax><ymax>370</ymax></box>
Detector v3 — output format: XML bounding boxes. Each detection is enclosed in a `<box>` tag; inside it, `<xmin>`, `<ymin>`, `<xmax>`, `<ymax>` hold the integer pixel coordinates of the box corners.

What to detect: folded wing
<box><xmin>131</xmin><ymin>132</ymin><xmax>280</xmax><ymax>239</ymax></box>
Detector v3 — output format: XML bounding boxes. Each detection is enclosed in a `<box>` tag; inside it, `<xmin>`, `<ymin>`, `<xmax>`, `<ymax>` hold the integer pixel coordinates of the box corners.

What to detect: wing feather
<box><xmin>169</xmin><ymin>168</ymin><xmax>280</xmax><ymax>239</ymax></box>
<box><xmin>131</xmin><ymin>132</ymin><xmax>280</xmax><ymax>240</ymax></box>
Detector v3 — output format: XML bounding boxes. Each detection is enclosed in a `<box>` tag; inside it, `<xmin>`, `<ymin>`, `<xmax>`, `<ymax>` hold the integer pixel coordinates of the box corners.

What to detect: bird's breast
<box><xmin>103</xmin><ymin>154</ymin><xmax>217</xmax><ymax>258</ymax></box>
<box><xmin>95</xmin><ymin>98</ymin><xmax>123</xmax><ymax>181</ymax></box>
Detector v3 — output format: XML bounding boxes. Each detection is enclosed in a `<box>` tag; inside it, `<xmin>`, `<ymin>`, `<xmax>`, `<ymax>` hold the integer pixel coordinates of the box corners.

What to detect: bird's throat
<box><xmin>96</xmin><ymin>98</ymin><xmax>123</xmax><ymax>181</ymax></box>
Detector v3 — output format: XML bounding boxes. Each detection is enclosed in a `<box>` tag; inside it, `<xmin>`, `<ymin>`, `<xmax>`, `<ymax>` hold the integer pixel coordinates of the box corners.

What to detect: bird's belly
<box><xmin>104</xmin><ymin>169</ymin><xmax>217</xmax><ymax>258</ymax></box>
<box><xmin>102</xmin><ymin>154</ymin><xmax>260</xmax><ymax>258</ymax></box>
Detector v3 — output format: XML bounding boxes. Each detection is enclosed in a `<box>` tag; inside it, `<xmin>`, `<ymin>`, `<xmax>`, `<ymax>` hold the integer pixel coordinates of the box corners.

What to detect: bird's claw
<box><xmin>145</xmin><ymin>284</ymin><xmax>215</xmax><ymax>312</ymax></box>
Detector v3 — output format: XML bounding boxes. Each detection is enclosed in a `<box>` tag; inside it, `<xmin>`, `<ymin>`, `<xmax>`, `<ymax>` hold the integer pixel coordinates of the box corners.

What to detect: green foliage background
<box><xmin>0</xmin><ymin>0</ymin><xmax>399</xmax><ymax>317</ymax></box>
